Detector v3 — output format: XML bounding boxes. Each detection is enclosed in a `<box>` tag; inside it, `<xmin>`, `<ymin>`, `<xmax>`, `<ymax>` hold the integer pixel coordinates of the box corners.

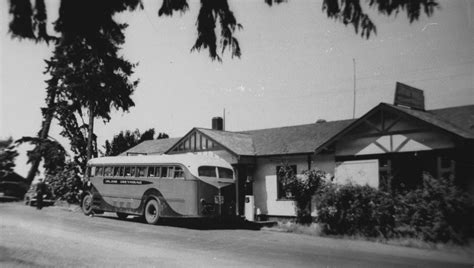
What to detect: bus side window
<box><xmin>113</xmin><ymin>166</ymin><xmax>121</xmax><ymax>176</ymax></box>
<box><xmin>119</xmin><ymin>166</ymin><xmax>124</xmax><ymax>176</ymax></box>
<box><xmin>104</xmin><ymin>166</ymin><xmax>113</xmax><ymax>176</ymax></box>
<box><xmin>147</xmin><ymin>167</ymin><xmax>155</xmax><ymax>177</ymax></box>
<box><xmin>155</xmin><ymin>167</ymin><xmax>161</xmax><ymax>178</ymax></box>
<box><xmin>96</xmin><ymin>167</ymin><xmax>103</xmax><ymax>176</ymax></box>
<box><xmin>137</xmin><ymin>167</ymin><xmax>146</xmax><ymax>177</ymax></box>
<box><xmin>161</xmin><ymin>167</ymin><xmax>168</xmax><ymax>178</ymax></box>
<box><xmin>124</xmin><ymin>166</ymin><xmax>131</xmax><ymax>177</ymax></box>
<box><xmin>174</xmin><ymin>166</ymin><xmax>184</xmax><ymax>179</ymax></box>
<box><xmin>167</xmin><ymin>167</ymin><xmax>175</xmax><ymax>178</ymax></box>
<box><xmin>130</xmin><ymin>167</ymin><xmax>136</xmax><ymax>177</ymax></box>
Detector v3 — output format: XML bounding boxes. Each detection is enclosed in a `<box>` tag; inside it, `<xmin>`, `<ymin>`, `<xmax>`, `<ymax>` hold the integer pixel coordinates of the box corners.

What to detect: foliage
<box><xmin>278</xmin><ymin>165</ymin><xmax>326</xmax><ymax>224</ymax></box>
<box><xmin>316</xmin><ymin>183</ymin><xmax>395</xmax><ymax>238</ymax></box>
<box><xmin>315</xmin><ymin>174</ymin><xmax>474</xmax><ymax>244</ymax></box>
<box><xmin>8</xmin><ymin>0</ymin><xmax>438</xmax><ymax>60</ymax></box>
<box><xmin>45</xmin><ymin>161</ymin><xmax>83</xmax><ymax>204</ymax></box>
<box><xmin>0</xmin><ymin>138</ymin><xmax>19</xmax><ymax>178</ymax></box>
<box><xmin>104</xmin><ymin>128</ymin><xmax>169</xmax><ymax>156</ymax></box>
<box><xmin>35</xmin><ymin>0</ymin><xmax>140</xmax><ymax>169</ymax></box>
<box><xmin>15</xmin><ymin>136</ymin><xmax>67</xmax><ymax>176</ymax></box>
<box><xmin>393</xmin><ymin>173</ymin><xmax>474</xmax><ymax>244</ymax></box>
<box><xmin>156</xmin><ymin>132</ymin><xmax>170</xmax><ymax>140</ymax></box>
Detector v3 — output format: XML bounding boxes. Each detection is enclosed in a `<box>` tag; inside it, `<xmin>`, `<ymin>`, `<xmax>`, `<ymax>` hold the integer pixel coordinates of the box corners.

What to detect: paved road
<box><xmin>0</xmin><ymin>202</ymin><xmax>472</xmax><ymax>267</ymax></box>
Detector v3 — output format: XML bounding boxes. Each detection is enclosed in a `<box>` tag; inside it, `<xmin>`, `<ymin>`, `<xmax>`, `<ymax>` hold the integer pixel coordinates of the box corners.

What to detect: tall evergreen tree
<box><xmin>0</xmin><ymin>138</ymin><xmax>19</xmax><ymax>178</ymax></box>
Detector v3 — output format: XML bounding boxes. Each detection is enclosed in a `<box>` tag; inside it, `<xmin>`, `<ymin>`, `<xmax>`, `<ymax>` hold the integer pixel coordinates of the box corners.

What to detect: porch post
<box><xmin>233</xmin><ymin>166</ymin><xmax>239</xmax><ymax>216</ymax></box>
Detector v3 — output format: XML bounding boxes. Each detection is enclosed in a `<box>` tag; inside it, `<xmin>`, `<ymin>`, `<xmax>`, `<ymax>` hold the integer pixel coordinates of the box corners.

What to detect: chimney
<box><xmin>394</xmin><ymin>82</ymin><xmax>425</xmax><ymax>110</ymax></box>
<box><xmin>212</xmin><ymin>117</ymin><xmax>224</xmax><ymax>131</ymax></box>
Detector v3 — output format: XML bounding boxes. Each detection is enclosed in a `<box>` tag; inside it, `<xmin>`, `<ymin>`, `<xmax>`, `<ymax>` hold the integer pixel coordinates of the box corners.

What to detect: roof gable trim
<box><xmin>164</xmin><ymin>128</ymin><xmax>240</xmax><ymax>157</ymax></box>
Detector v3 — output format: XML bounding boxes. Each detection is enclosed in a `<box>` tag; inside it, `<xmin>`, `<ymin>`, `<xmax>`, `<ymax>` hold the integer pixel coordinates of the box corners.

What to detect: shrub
<box><xmin>394</xmin><ymin>173</ymin><xmax>474</xmax><ymax>244</ymax></box>
<box><xmin>45</xmin><ymin>162</ymin><xmax>83</xmax><ymax>204</ymax></box>
<box><xmin>279</xmin><ymin>166</ymin><xmax>326</xmax><ymax>224</ymax></box>
<box><xmin>315</xmin><ymin>173</ymin><xmax>474</xmax><ymax>244</ymax></box>
<box><xmin>316</xmin><ymin>183</ymin><xmax>395</xmax><ymax>238</ymax></box>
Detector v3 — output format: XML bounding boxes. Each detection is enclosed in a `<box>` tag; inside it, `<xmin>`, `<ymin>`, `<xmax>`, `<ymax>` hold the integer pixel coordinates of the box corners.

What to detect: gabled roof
<box><xmin>315</xmin><ymin>103</ymin><xmax>474</xmax><ymax>153</ymax></box>
<box><xmin>124</xmin><ymin>120</ymin><xmax>354</xmax><ymax>157</ymax></box>
<box><xmin>241</xmin><ymin>120</ymin><xmax>355</xmax><ymax>155</ymax></box>
<box><xmin>388</xmin><ymin>104</ymin><xmax>474</xmax><ymax>139</ymax></box>
<box><xmin>120</xmin><ymin>138</ymin><xmax>182</xmax><ymax>156</ymax></box>
<box><xmin>0</xmin><ymin>172</ymin><xmax>26</xmax><ymax>182</ymax></box>
<box><xmin>197</xmin><ymin>128</ymin><xmax>255</xmax><ymax>156</ymax></box>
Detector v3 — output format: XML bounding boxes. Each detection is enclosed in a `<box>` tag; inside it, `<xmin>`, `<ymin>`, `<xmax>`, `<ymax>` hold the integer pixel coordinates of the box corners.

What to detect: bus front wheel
<box><xmin>144</xmin><ymin>198</ymin><xmax>160</xmax><ymax>225</ymax></box>
<box><xmin>82</xmin><ymin>193</ymin><xmax>94</xmax><ymax>216</ymax></box>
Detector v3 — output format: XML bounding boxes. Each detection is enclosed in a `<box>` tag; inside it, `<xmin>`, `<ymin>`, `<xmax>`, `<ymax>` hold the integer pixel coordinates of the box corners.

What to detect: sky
<box><xmin>1</xmin><ymin>0</ymin><xmax>473</xmax><ymax>177</ymax></box>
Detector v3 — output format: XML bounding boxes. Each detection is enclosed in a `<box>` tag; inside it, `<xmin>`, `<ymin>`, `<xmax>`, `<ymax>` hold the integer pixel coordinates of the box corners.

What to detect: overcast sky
<box><xmin>1</xmin><ymin>0</ymin><xmax>473</xmax><ymax>177</ymax></box>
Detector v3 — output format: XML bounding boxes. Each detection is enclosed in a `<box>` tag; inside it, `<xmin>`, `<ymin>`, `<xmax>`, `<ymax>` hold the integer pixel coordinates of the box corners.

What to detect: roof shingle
<box><xmin>241</xmin><ymin>119</ymin><xmax>355</xmax><ymax>155</ymax></box>
<box><xmin>120</xmin><ymin>138</ymin><xmax>181</xmax><ymax>156</ymax></box>
<box><xmin>388</xmin><ymin>104</ymin><xmax>474</xmax><ymax>139</ymax></box>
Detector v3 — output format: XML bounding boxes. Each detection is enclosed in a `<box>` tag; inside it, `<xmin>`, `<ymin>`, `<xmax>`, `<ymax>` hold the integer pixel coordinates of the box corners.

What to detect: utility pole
<box><xmin>353</xmin><ymin>58</ymin><xmax>356</xmax><ymax>119</ymax></box>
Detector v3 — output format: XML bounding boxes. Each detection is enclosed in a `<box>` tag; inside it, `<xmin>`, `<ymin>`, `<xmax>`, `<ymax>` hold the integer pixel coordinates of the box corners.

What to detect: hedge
<box><xmin>315</xmin><ymin>174</ymin><xmax>474</xmax><ymax>244</ymax></box>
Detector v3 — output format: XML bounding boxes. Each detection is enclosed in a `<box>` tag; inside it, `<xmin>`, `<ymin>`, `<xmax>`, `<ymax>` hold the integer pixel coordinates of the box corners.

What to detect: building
<box><xmin>0</xmin><ymin>172</ymin><xmax>29</xmax><ymax>201</ymax></box>
<box><xmin>122</xmin><ymin>84</ymin><xmax>474</xmax><ymax>219</ymax></box>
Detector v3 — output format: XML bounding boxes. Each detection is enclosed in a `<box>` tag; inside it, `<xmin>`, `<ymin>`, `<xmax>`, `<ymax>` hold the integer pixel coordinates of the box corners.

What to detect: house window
<box><xmin>276</xmin><ymin>165</ymin><xmax>296</xmax><ymax>200</ymax></box>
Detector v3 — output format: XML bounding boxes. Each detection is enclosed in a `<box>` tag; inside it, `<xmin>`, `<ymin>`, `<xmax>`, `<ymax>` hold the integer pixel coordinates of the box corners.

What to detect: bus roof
<box><xmin>87</xmin><ymin>154</ymin><xmax>233</xmax><ymax>172</ymax></box>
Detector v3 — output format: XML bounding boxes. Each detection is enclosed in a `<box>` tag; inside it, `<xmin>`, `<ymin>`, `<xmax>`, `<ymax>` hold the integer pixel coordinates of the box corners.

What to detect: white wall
<box><xmin>252</xmin><ymin>154</ymin><xmax>336</xmax><ymax>217</ymax></box>
<box><xmin>252</xmin><ymin>155</ymin><xmax>307</xmax><ymax>216</ymax></box>
<box><xmin>334</xmin><ymin>159</ymin><xmax>379</xmax><ymax>188</ymax></box>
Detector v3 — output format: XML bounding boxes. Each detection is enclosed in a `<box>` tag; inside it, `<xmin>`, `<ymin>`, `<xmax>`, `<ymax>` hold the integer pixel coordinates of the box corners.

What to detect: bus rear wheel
<box><xmin>144</xmin><ymin>198</ymin><xmax>160</xmax><ymax>225</ymax></box>
<box><xmin>82</xmin><ymin>193</ymin><xmax>93</xmax><ymax>216</ymax></box>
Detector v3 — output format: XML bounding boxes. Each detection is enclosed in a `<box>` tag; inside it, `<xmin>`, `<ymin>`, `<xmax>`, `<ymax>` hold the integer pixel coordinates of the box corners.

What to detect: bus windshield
<box><xmin>198</xmin><ymin>166</ymin><xmax>233</xmax><ymax>180</ymax></box>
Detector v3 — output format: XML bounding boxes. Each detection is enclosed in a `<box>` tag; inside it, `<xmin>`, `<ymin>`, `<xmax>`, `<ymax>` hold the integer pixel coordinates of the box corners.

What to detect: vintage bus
<box><xmin>81</xmin><ymin>154</ymin><xmax>236</xmax><ymax>224</ymax></box>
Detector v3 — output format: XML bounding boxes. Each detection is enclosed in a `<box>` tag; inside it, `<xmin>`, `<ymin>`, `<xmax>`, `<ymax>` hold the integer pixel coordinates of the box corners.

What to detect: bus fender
<box><xmin>139</xmin><ymin>188</ymin><xmax>164</xmax><ymax>215</ymax></box>
<box><xmin>139</xmin><ymin>188</ymin><xmax>182</xmax><ymax>217</ymax></box>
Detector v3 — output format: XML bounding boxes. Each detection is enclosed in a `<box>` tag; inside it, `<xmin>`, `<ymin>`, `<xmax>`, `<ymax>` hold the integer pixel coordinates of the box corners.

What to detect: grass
<box><xmin>264</xmin><ymin>221</ymin><xmax>323</xmax><ymax>236</ymax></box>
<box><xmin>264</xmin><ymin>221</ymin><xmax>474</xmax><ymax>254</ymax></box>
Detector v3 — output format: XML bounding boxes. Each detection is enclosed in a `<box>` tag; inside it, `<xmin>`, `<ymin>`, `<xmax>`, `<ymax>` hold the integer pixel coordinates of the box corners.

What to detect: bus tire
<box><xmin>144</xmin><ymin>198</ymin><xmax>161</xmax><ymax>225</ymax></box>
<box><xmin>82</xmin><ymin>193</ymin><xmax>94</xmax><ymax>216</ymax></box>
<box><xmin>117</xmin><ymin>212</ymin><xmax>128</xmax><ymax>220</ymax></box>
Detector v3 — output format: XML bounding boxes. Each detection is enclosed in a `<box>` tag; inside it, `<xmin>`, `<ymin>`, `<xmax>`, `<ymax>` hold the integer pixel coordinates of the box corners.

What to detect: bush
<box><xmin>45</xmin><ymin>162</ymin><xmax>83</xmax><ymax>204</ymax></box>
<box><xmin>315</xmin><ymin>173</ymin><xmax>474</xmax><ymax>244</ymax></box>
<box><xmin>316</xmin><ymin>183</ymin><xmax>395</xmax><ymax>238</ymax></box>
<box><xmin>394</xmin><ymin>173</ymin><xmax>474</xmax><ymax>244</ymax></box>
<box><xmin>279</xmin><ymin>166</ymin><xmax>326</xmax><ymax>224</ymax></box>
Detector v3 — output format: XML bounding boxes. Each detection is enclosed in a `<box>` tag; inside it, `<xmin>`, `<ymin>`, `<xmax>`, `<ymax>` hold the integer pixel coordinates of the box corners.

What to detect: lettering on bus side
<box><xmin>103</xmin><ymin>179</ymin><xmax>152</xmax><ymax>185</ymax></box>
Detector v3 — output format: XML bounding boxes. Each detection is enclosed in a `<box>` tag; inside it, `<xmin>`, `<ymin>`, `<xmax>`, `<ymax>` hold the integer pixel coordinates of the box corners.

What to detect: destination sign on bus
<box><xmin>103</xmin><ymin>179</ymin><xmax>152</xmax><ymax>185</ymax></box>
